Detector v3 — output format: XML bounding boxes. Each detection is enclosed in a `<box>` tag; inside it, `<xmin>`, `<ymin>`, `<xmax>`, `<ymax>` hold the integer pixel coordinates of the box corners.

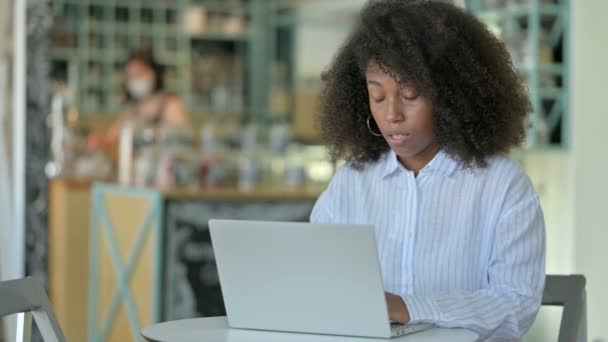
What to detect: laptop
<box><xmin>208</xmin><ymin>219</ymin><xmax>433</xmax><ymax>339</ymax></box>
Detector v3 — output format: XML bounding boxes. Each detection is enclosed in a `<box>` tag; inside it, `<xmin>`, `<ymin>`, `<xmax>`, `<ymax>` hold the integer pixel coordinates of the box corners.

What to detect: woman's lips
<box><xmin>386</xmin><ymin>133</ymin><xmax>411</xmax><ymax>145</ymax></box>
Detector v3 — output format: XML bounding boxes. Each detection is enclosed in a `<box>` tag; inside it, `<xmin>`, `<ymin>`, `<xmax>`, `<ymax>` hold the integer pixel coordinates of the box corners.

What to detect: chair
<box><xmin>0</xmin><ymin>277</ymin><xmax>66</xmax><ymax>342</ymax></box>
<box><xmin>542</xmin><ymin>275</ymin><xmax>587</xmax><ymax>342</ymax></box>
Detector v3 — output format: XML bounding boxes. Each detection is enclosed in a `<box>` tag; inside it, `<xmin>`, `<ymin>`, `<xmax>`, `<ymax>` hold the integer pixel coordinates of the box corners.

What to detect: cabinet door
<box><xmin>163</xmin><ymin>199</ymin><xmax>314</xmax><ymax>320</ymax></box>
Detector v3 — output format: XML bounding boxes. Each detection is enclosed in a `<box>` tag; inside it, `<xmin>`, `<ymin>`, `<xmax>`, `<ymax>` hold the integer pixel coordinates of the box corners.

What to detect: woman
<box><xmin>89</xmin><ymin>48</ymin><xmax>187</xmax><ymax>149</ymax></box>
<box><xmin>310</xmin><ymin>1</ymin><xmax>545</xmax><ymax>340</ymax></box>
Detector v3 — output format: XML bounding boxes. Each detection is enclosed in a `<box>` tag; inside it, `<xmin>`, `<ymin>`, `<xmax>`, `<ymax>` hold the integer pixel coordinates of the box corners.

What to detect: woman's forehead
<box><xmin>126</xmin><ymin>60</ymin><xmax>151</xmax><ymax>72</ymax></box>
<box><xmin>365</xmin><ymin>62</ymin><xmax>418</xmax><ymax>89</ymax></box>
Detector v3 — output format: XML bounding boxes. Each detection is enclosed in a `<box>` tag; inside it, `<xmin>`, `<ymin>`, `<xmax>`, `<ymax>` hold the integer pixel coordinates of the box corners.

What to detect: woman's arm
<box><xmin>163</xmin><ymin>95</ymin><xmax>188</xmax><ymax>125</ymax></box>
<box><xmin>400</xmin><ymin>194</ymin><xmax>546</xmax><ymax>339</ymax></box>
<box><xmin>87</xmin><ymin>113</ymin><xmax>126</xmax><ymax>150</ymax></box>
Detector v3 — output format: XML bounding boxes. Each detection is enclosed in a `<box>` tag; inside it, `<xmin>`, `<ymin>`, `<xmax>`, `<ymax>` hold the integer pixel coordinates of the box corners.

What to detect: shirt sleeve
<box><xmin>310</xmin><ymin>189</ymin><xmax>335</xmax><ymax>224</ymax></box>
<box><xmin>310</xmin><ymin>164</ymin><xmax>350</xmax><ymax>224</ymax></box>
<box><xmin>402</xmin><ymin>191</ymin><xmax>546</xmax><ymax>340</ymax></box>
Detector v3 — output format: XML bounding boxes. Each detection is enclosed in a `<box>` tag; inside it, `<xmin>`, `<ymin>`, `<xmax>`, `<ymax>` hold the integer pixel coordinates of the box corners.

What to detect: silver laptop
<box><xmin>208</xmin><ymin>219</ymin><xmax>432</xmax><ymax>339</ymax></box>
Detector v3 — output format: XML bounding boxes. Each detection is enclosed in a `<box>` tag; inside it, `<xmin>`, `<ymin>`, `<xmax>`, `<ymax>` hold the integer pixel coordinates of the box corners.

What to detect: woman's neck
<box><xmin>397</xmin><ymin>143</ymin><xmax>440</xmax><ymax>176</ymax></box>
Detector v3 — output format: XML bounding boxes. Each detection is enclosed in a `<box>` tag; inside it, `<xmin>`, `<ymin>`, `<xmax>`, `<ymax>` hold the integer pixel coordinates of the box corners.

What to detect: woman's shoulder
<box><xmin>480</xmin><ymin>154</ymin><xmax>538</xmax><ymax>201</ymax></box>
<box><xmin>157</xmin><ymin>92</ymin><xmax>183</xmax><ymax>107</ymax></box>
<box><xmin>322</xmin><ymin>154</ymin><xmax>389</xmax><ymax>199</ymax></box>
<box><xmin>334</xmin><ymin>153</ymin><xmax>391</xmax><ymax>179</ymax></box>
<box><xmin>477</xmin><ymin>153</ymin><xmax>527</xmax><ymax>178</ymax></box>
<box><xmin>486</xmin><ymin>154</ymin><xmax>525</xmax><ymax>175</ymax></box>
<box><xmin>160</xmin><ymin>92</ymin><xmax>188</xmax><ymax>124</ymax></box>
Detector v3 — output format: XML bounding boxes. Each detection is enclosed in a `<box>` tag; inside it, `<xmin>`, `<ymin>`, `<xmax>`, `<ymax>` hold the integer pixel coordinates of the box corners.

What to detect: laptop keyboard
<box><xmin>391</xmin><ymin>323</ymin><xmax>409</xmax><ymax>336</ymax></box>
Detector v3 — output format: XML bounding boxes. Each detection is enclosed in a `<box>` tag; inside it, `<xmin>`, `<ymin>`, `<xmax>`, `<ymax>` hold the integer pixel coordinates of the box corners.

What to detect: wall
<box><xmin>520</xmin><ymin>151</ymin><xmax>576</xmax><ymax>275</ymax></box>
<box><xmin>571</xmin><ymin>1</ymin><xmax>608</xmax><ymax>341</ymax></box>
<box><xmin>520</xmin><ymin>150</ymin><xmax>574</xmax><ymax>341</ymax></box>
<box><xmin>511</xmin><ymin>3</ymin><xmax>608</xmax><ymax>340</ymax></box>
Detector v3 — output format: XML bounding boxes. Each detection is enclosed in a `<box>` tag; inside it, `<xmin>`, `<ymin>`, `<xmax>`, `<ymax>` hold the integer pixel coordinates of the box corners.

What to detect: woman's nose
<box><xmin>385</xmin><ymin>97</ymin><xmax>405</xmax><ymax>123</ymax></box>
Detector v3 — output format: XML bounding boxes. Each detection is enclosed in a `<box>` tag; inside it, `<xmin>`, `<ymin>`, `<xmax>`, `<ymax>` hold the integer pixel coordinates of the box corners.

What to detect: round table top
<box><xmin>142</xmin><ymin>317</ymin><xmax>479</xmax><ymax>342</ymax></box>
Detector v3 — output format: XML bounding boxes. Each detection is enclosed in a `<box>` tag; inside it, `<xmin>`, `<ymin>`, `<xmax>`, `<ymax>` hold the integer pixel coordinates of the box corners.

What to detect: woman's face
<box><xmin>125</xmin><ymin>59</ymin><xmax>155</xmax><ymax>99</ymax></box>
<box><xmin>365</xmin><ymin>62</ymin><xmax>439</xmax><ymax>169</ymax></box>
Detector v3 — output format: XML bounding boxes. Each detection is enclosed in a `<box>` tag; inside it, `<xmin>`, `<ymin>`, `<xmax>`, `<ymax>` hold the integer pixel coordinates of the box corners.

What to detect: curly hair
<box><xmin>317</xmin><ymin>0</ymin><xmax>531</xmax><ymax>168</ymax></box>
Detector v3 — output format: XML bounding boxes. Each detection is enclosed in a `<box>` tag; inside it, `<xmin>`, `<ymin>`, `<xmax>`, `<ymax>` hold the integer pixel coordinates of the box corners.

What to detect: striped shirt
<box><xmin>310</xmin><ymin>149</ymin><xmax>546</xmax><ymax>341</ymax></box>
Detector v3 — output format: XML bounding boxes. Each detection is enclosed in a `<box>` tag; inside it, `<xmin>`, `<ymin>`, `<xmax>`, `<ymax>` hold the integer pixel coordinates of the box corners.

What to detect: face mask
<box><xmin>127</xmin><ymin>78</ymin><xmax>154</xmax><ymax>99</ymax></box>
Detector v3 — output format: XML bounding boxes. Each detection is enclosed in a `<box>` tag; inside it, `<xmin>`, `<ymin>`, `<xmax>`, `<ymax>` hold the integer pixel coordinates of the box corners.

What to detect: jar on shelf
<box><xmin>266</xmin><ymin>123</ymin><xmax>291</xmax><ymax>187</ymax></box>
<box><xmin>198</xmin><ymin>123</ymin><xmax>235</xmax><ymax>188</ymax></box>
<box><xmin>238</xmin><ymin>150</ymin><xmax>262</xmax><ymax>192</ymax></box>
<box><xmin>183</xmin><ymin>5</ymin><xmax>207</xmax><ymax>35</ymax></box>
<box><xmin>156</xmin><ymin>125</ymin><xmax>197</xmax><ymax>190</ymax></box>
<box><xmin>133</xmin><ymin>146</ymin><xmax>159</xmax><ymax>188</ymax></box>
<box><xmin>284</xmin><ymin>144</ymin><xmax>307</xmax><ymax>190</ymax></box>
<box><xmin>118</xmin><ymin>118</ymin><xmax>135</xmax><ymax>185</ymax></box>
<box><xmin>200</xmin><ymin>149</ymin><xmax>235</xmax><ymax>189</ymax></box>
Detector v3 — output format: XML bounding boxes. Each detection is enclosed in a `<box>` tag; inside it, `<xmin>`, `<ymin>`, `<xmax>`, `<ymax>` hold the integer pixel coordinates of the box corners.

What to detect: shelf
<box><xmin>82</xmin><ymin>48</ymin><xmax>125</xmax><ymax>61</ymax></box>
<box><xmin>51</xmin><ymin>48</ymin><xmax>124</xmax><ymax>62</ymax></box>
<box><xmin>187</xmin><ymin>0</ymin><xmax>250</xmax><ymax>15</ymax></box>
<box><xmin>476</xmin><ymin>4</ymin><xmax>560</xmax><ymax>20</ymax></box>
<box><xmin>189</xmin><ymin>112</ymin><xmax>244</xmax><ymax>120</ymax></box>
<box><xmin>87</xmin><ymin>22</ymin><xmax>181</xmax><ymax>35</ymax></box>
<box><xmin>517</xmin><ymin>63</ymin><xmax>564</xmax><ymax>76</ymax></box>
<box><xmin>57</xmin><ymin>0</ymin><xmax>183</xmax><ymax>11</ymax></box>
<box><xmin>52</xmin><ymin>48</ymin><xmax>78</xmax><ymax>61</ymax></box>
<box><xmin>539</xmin><ymin>88</ymin><xmax>563</xmax><ymax>100</ymax></box>
<box><xmin>537</xmin><ymin>63</ymin><xmax>564</xmax><ymax>75</ymax></box>
<box><xmin>164</xmin><ymin>185</ymin><xmax>322</xmax><ymax>200</ymax></box>
<box><xmin>511</xmin><ymin>144</ymin><xmax>568</xmax><ymax>155</ymax></box>
<box><xmin>49</xmin><ymin>0</ymin><xmax>287</xmax><ymax>122</ymax></box>
<box><xmin>75</xmin><ymin>50</ymin><xmax>185</xmax><ymax>64</ymax></box>
<box><xmin>188</xmin><ymin>32</ymin><xmax>250</xmax><ymax>42</ymax></box>
<box><xmin>472</xmin><ymin>0</ymin><xmax>569</xmax><ymax>148</ymax></box>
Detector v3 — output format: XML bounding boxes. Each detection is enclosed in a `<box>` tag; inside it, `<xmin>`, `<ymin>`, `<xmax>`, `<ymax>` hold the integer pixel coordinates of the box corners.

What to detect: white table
<box><xmin>141</xmin><ymin>317</ymin><xmax>479</xmax><ymax>342</ymax></box>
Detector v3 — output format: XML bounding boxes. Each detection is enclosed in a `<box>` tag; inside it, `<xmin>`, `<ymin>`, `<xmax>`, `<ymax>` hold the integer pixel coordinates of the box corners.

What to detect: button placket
<box><xmin>402</xmin><ymin>173</ymin><xmax>418</xmax><ymax>293</ymax></box>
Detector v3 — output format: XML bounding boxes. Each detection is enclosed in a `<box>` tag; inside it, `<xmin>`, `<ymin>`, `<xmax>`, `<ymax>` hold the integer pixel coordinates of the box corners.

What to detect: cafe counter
<box><xmin>48</xmin><ymin>179</ymin><xmax>321</xmax><ymax>342</ymax></box>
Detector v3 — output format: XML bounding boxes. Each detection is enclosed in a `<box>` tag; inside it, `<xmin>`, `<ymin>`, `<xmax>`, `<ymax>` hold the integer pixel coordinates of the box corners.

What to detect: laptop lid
<box><xmin>209</xmin><ymin>219</ymin><xmax>392</xmax><ymax>338</ymax></box>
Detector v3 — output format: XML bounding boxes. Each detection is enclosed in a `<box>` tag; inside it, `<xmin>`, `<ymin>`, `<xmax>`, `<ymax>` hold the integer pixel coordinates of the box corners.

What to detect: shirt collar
<box><xmin>381</xmin><ymin>149</ymin><xmax>460</xmax><ymax>179</ymax></box>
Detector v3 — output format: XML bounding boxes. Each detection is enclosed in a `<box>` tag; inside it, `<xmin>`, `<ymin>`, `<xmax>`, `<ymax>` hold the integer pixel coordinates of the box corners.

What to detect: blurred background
<box><xmin>0</xmin><ymin>0</ymin><xmax>606</xmax><ymax>341</ymax></box>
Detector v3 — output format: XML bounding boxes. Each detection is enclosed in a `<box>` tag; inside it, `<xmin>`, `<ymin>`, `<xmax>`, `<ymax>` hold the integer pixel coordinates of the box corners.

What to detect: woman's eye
<box><xmin>402</xmin><ymin>93</ymin><xmax>419</xmax><ymax>101</ymax></box>
<box><xmin>369</xmin><ymin>92</ymin><xmax>385</xmax><ymax>103</ymax></box>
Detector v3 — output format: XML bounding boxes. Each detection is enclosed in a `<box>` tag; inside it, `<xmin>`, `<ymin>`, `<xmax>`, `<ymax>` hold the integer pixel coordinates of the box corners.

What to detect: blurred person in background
<box><xmin>88</xmin><ymin>47</ymin><xmax>188</xmax><ymax>150</ymax></box>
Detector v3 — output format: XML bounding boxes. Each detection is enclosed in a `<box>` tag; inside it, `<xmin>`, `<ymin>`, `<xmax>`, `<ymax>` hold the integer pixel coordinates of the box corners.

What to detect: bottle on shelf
<box><xmin>118</xmin><ymin>119</ymin><xmax>135</xmax><ymax>186</ymax></box>
<box><xmin>237</xmin><ymin>123</ymin><xmax>262</xmax><ymax>192</ymax></box>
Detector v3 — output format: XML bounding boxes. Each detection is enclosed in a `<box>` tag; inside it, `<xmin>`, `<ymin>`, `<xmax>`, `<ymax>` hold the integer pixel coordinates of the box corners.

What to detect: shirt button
<box><xmin>407</xmin><ymin>230</ymin><xmax>413</xmax><ymax>238</ymax></box>
<box><xmin>404</xmin><ymin>276</ymin><xmax>412</xmax><ymax>285</ymax></box>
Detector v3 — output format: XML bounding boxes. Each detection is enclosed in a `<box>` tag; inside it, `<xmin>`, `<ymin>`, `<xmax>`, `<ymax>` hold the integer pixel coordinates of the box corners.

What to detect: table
<box><xmin>141</xmin><ymin>317</ymin><xmax>479</xmax><ymax>342</ymax></box>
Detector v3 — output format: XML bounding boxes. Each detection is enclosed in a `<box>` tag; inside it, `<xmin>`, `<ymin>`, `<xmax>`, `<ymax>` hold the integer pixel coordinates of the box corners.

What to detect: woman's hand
<box><xmin>385</xmin><ymin>292</ymin><xmax>410</xmax><ymax>324</ymax></box>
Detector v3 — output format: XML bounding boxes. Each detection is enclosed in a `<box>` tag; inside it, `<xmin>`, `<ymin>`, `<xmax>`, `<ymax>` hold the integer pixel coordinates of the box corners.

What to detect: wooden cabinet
<box><xmin>48</xmin><ymin>179</ymin><xmax>92</xmax><ymax>342</ymax></box>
